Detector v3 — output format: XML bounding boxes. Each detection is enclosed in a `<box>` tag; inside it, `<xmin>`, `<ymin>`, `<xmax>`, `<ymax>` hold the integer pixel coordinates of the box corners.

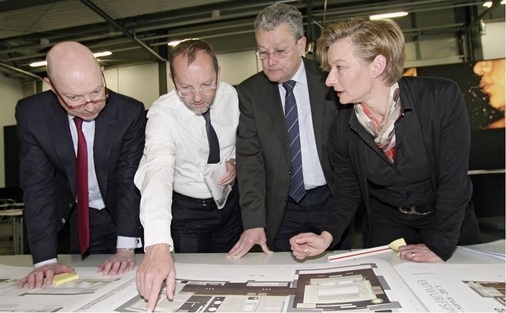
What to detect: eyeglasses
<box><xmin>177</xmin><ymin>85</ymin><xmax>216</xmax><ymax>98</ymax></box>
<box><xmin>176</xmin><ymin>77</ymin><xmax>218</xmax><ymax>98</ymax></box>
<box><xmin>256</xmin><ymin>42</ymin><xmax>298</xmax><ymax>60</ymax></box>
<box><xmin>52</xmin><ymin>73</ymin><xmax>109</xmax><ymax>110</ymax></box>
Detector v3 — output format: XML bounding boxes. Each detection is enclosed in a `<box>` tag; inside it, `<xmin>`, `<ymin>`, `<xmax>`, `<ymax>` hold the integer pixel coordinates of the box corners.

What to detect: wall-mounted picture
<box><xmin>404</xmin><ymin>58</ymin><xmax>505</xmax><ymax>130</ymax></box>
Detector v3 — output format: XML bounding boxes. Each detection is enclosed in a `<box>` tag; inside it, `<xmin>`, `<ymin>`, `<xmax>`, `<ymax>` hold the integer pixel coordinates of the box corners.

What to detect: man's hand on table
<box><xmin>17</xmin><ymin>263</ymin><xmax>75</xmax><ymax>289</ymax></box>
<box><xmin>136</xmin><ymin>243</ymin><xmax>176</xmax><ymax>313</ymax></box>
<box><xmin>290</xmin><ymin>231</ymin><xmax>333</xmax><ymax>260</ymax></box>
<box><xmin>227</xmin><ymin>227</ymin><xmax>273</xmax><ymax>258</ymax></box>
<box><xmin>97</xmin><ymin>248</ymin><xmax>136</xmax><ymax>276</ymax></box>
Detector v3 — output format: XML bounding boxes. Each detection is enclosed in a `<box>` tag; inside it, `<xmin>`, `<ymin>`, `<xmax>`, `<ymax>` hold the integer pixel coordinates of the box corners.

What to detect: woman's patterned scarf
<box><xmin>354</xmin><ymin>83</ymin><xmax>401</xmax><ymax>163</ymax></box>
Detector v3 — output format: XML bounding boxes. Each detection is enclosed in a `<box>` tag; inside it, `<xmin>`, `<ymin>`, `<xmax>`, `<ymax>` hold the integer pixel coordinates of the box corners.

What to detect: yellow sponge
<box><xmin>388</xmin><ymin>238</ymin><xmax>407</xmax><ymax>252</ymax></box>
<box><xmin>52</xmin><ymin>273</ymin><xmax>79</xmax><ymax>285</ymax></box>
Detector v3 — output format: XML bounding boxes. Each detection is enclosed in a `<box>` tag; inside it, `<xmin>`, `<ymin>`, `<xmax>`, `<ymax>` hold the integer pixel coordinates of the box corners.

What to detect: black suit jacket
<box><xmin>328</xmin><ymin>77</ymin><xmax>479</xmax><ymax>259</ymax></box>
<box><xmin>236</xmin><ymin>58</ymin><xmax>338</xmax><ymax>248</ymax></box>
<box><xmin>15</xmin><ymin>90</ymin><xmax>146</xmax><ymax>263</ymax></box>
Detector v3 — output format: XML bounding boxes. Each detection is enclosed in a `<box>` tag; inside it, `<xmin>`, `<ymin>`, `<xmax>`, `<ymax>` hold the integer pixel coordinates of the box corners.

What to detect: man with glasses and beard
<box><xmin>16</xmin><ymin>41</ymin><xmax>145</xmax><ymax>288</ymax></box>
<box><xmin>135</xmin><ymin>39</ymin><xmax>242</xmax><ymax>312</ymax></box>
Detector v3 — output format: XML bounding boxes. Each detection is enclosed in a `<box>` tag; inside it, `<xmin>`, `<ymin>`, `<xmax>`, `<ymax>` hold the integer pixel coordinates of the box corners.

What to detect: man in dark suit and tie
<box><xmin>16</xmin><ymin>41</ymin><xmax>145</xmax><ymax>288</ymax></box>
<box><xmin>228</xmin><ymin>3</ymin><xmax>349</xmax><ymax>258</ymax></box>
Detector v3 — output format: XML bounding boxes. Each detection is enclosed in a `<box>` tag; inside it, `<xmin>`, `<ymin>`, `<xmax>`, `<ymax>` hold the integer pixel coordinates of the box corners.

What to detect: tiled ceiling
<box><xmin>0</xmin><ymin>0</ymin><xmax>503</xmax><ymax>81</ymax></box>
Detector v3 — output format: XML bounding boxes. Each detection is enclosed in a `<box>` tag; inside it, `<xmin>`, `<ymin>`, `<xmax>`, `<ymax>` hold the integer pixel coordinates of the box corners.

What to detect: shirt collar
<box><xmin>279</xmin><ymin>58</ymin><xmax>307</xmax><ymax>87</ymax></box>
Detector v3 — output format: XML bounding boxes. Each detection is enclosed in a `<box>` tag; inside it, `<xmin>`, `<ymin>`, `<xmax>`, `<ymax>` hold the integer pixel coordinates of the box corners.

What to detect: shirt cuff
<box><xmin>117</xmin><ymin>236</ymin><xmax>142</xmax><ymax>249</ymax></box>
<box><xmin>34</xmin><ymin>258</ymin><xmax>57</xmax><ymax>268</ymax></box>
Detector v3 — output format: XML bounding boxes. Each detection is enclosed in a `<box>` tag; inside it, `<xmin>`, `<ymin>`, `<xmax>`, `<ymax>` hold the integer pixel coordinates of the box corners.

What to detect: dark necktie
<box><xmin>283</xmin><ymin>80</ymin><xmax>306</xmax><ymax>203</ymax></box>
<box><xmin>74</xmin><ymin>117</ymin><xmax>90</xmax><ymax>256</ymax></box>
<box><xmin>203</xmin><ymin>109</ymin><xmax>220</xmax><ymax>164</ymax></box>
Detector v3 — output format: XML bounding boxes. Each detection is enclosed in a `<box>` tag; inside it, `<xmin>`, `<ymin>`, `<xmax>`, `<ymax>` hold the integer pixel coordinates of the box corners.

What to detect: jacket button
<box><xmin>61</xmin><ymin>218</ymin><xmax>66</xmax><ymax>224</ymax></box>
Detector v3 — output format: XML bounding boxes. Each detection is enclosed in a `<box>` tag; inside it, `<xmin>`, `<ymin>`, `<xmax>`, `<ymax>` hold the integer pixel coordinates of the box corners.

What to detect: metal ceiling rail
<box><xmin>312</xmin><ymin>0</ymin><xmax>483</xmax><ymax>19</ymax></box>
<box><xmin>0</xmin><ymin>62</ymin><xmax>42</xmax><ymax>80</ymax></box>
<box><xmin>78</xmin><ymin>0</ymin><xmax>166</xmax><ymax>62</ymax></box>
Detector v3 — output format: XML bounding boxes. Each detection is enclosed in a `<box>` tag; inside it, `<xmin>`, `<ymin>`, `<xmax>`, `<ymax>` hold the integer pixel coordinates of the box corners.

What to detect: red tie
<box><xmin>74</xmin><ymin>117</ymin><xmax>90</xmax><ymax>255</ymax></box>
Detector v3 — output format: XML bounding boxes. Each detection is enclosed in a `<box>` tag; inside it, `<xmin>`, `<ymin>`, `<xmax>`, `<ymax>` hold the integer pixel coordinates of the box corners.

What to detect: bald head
<box><xmin>45</xmin><ymin>41</ymin><xmax>107</xmax><ymax>120</ymax></box>
<box><xmin>46</xmin><ymin>41</ymin><xmax>102</xmax><ymax>85</ymax></box>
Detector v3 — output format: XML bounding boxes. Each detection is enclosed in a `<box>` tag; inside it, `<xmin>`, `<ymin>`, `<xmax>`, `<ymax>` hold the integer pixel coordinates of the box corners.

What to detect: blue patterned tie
<box><xmin>283</xmin><ymin>80</ymin><xmax>306</xmax><ymax>202</ymax></box>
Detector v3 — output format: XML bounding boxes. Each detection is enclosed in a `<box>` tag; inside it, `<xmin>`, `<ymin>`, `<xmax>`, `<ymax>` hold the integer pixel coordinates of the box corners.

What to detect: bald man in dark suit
<box><xmin>16</xmin><ymin>41</ymin><xmax>145</xmax><ymax>288</ymax></box>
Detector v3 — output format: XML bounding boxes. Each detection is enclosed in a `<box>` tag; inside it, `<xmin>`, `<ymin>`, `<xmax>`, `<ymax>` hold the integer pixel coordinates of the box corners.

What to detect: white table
<box><xmin>0</xmin><ymin>239</ymin><xmax>503</xmax><ymax>269</ymax></box>
<box><xmin>0</xmin><ymin>240</ymin><xmax>503</xmax><ymax>312</ymax></box>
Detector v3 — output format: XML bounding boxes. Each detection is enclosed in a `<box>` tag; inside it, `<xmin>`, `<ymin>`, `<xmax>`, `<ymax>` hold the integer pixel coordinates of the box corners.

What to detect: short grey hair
<box><xmin>254</xmin><ymin>3</ymin><xmax>304</xmax><ymax>40</ymax></box>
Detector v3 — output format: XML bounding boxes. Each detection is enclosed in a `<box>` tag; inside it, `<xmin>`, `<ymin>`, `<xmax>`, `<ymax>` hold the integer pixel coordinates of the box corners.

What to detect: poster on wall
<box><xmin>403</xmin><ymin>58</ymin><xmax>505</xmax><ymax>130</ymax></box>
<box><xmin>403</xmin><ymin>58</ymin><xmax>505</xmax><ymax>172</ymax></box>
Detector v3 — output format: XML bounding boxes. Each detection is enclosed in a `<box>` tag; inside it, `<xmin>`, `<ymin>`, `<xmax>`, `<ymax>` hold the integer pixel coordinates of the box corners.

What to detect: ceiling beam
<box><xmin>79</xmin><ymin>0</ymin><xmax>166</xmax><ymax>62</ymax></box>
<box><xmin>0</xmin><ymin>0</ymin><xmax>66</xmax><ymax>12</ymax></box>
<box><xmin>0</xmin><ymin>62</ymin><xmax>43</xmax><ymax>80</ymax></box>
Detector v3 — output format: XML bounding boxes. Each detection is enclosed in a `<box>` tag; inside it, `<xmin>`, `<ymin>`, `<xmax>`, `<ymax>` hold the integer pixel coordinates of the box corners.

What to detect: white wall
<box><xmin>217</xmin><ymin>50</ymin><xmax>260</xmax><ymax>86</ymax></box>
<box><xmin>111</xmin><ymin>63</ymin><xmax>160</xmax><ymax>109</ymax></box>
<box><xmin>480</xmin><ymin>21</ymin><xmax>505</xmax><ymax>60</ymax></box>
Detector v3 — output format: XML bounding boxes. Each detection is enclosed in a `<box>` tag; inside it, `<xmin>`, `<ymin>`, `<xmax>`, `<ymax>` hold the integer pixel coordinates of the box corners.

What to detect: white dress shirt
<box><xmin>134</xmin><ymin>82</ymin><xmax>239</xmax><ymax>249</ymax></box>
<box><xmin>278</xmin><ymin>61</ymin><xmax>327</xmax><ymax>189</ymax></box>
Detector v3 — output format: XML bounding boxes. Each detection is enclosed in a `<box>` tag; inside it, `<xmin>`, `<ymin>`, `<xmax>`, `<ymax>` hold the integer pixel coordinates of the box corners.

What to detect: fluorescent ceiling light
<box><xmin>483</xmin><ymin>1</ymin><xmax>506</xmax><ymax>7</ymax></box>
<box><xmin>29</xmin><ymin>51</ymin><xmax>112</xmax><ymax>68</ymax></box>
<box><xmin>168</xmin><ymin>40</ymin><xmax>181</xmax><ymax>47</ymax></box>
<box><xmin>29</xmin><ymin>60</ymin><xmax>48</xmax><ymax>68</ymax></box>
<box><xmin>168</xmin><ymin>38</ymin><xmax>201</xmax><ymax>47</ymax></box>
<box><xmin>93</xmin><ymin>51</ymin><xmax>112</xmax><ymax>58</ymax></box>
<box><xmin>370</xmin><ymin>11</ymin><xmax>408</xmax><ymax>20</ymax></box>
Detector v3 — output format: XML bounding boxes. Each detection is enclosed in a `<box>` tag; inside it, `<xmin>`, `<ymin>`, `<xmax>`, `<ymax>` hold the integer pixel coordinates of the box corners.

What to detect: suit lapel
<box><xmin>93</xmin><ymin>95</ymin><xmax>117</xmax><ymax>198</ymax></box>
<box><xmin>304</xmin><ymin>58</ymin><xmax>326</xmax><ymax>162</ymax></box>
<box><xmin>46</xmin><ymin>103</ymin><xmax>78</xmax><ymax>195</ymax></box>
<box><xmin>261</xmin><ymin>79</ymin><xmax>292</xmax><ymax>165</ymax></box>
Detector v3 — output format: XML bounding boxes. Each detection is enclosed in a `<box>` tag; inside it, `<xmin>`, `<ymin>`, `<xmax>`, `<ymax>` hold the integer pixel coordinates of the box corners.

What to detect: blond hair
<box><xmin>317</xmin><ymin>18</ymin><xmax>405</xmax><ymax>85</ymax></box>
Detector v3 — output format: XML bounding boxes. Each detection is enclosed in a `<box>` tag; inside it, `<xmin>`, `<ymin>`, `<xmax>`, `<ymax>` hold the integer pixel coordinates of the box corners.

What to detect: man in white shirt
<box><xmin>135</xmin><ymin>39</ymin><xmax>241</xmax><ymax>312</ymax></box>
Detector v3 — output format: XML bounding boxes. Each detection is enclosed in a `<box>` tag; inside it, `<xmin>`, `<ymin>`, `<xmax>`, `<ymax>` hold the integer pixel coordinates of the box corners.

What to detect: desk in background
<box><xmin>0</xmin><ymin>202</ymin><xmax>24</xmax><ymax>255</ymax></box>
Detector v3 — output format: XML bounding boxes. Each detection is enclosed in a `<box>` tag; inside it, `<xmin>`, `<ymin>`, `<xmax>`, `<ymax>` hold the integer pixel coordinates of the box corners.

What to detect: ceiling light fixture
<box><xmin>369</xmin><ymin>11</ymin><xmax>408</xmax><ymax>20</ymax></box>
<box><xmin>93</xmin><ymin>51</ymin><xmax>112</xmax><ymax>58</ymax></box>
<box><xmin>29</xmin><ymin>51</ymin><xmax>112</xmax><ymax>68</ymax></box>
<box><xmin>168</xmin><ymin>38</ymin><xmax>200</xmax><ymax>47</ymax></box>
<box><xmin>483</xmin><ymin>0</ymin><xmax>506</xmax><ymax>7</ymax></box>
<box><xmin>28</xmin><ymin>60</ymin><xmax>49</xmax><ymax>68</ymax></box>
<box><xmin>168</xmin><ymin>40</ymin><xmax>181</xmax><ymax>47</ymax></box>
